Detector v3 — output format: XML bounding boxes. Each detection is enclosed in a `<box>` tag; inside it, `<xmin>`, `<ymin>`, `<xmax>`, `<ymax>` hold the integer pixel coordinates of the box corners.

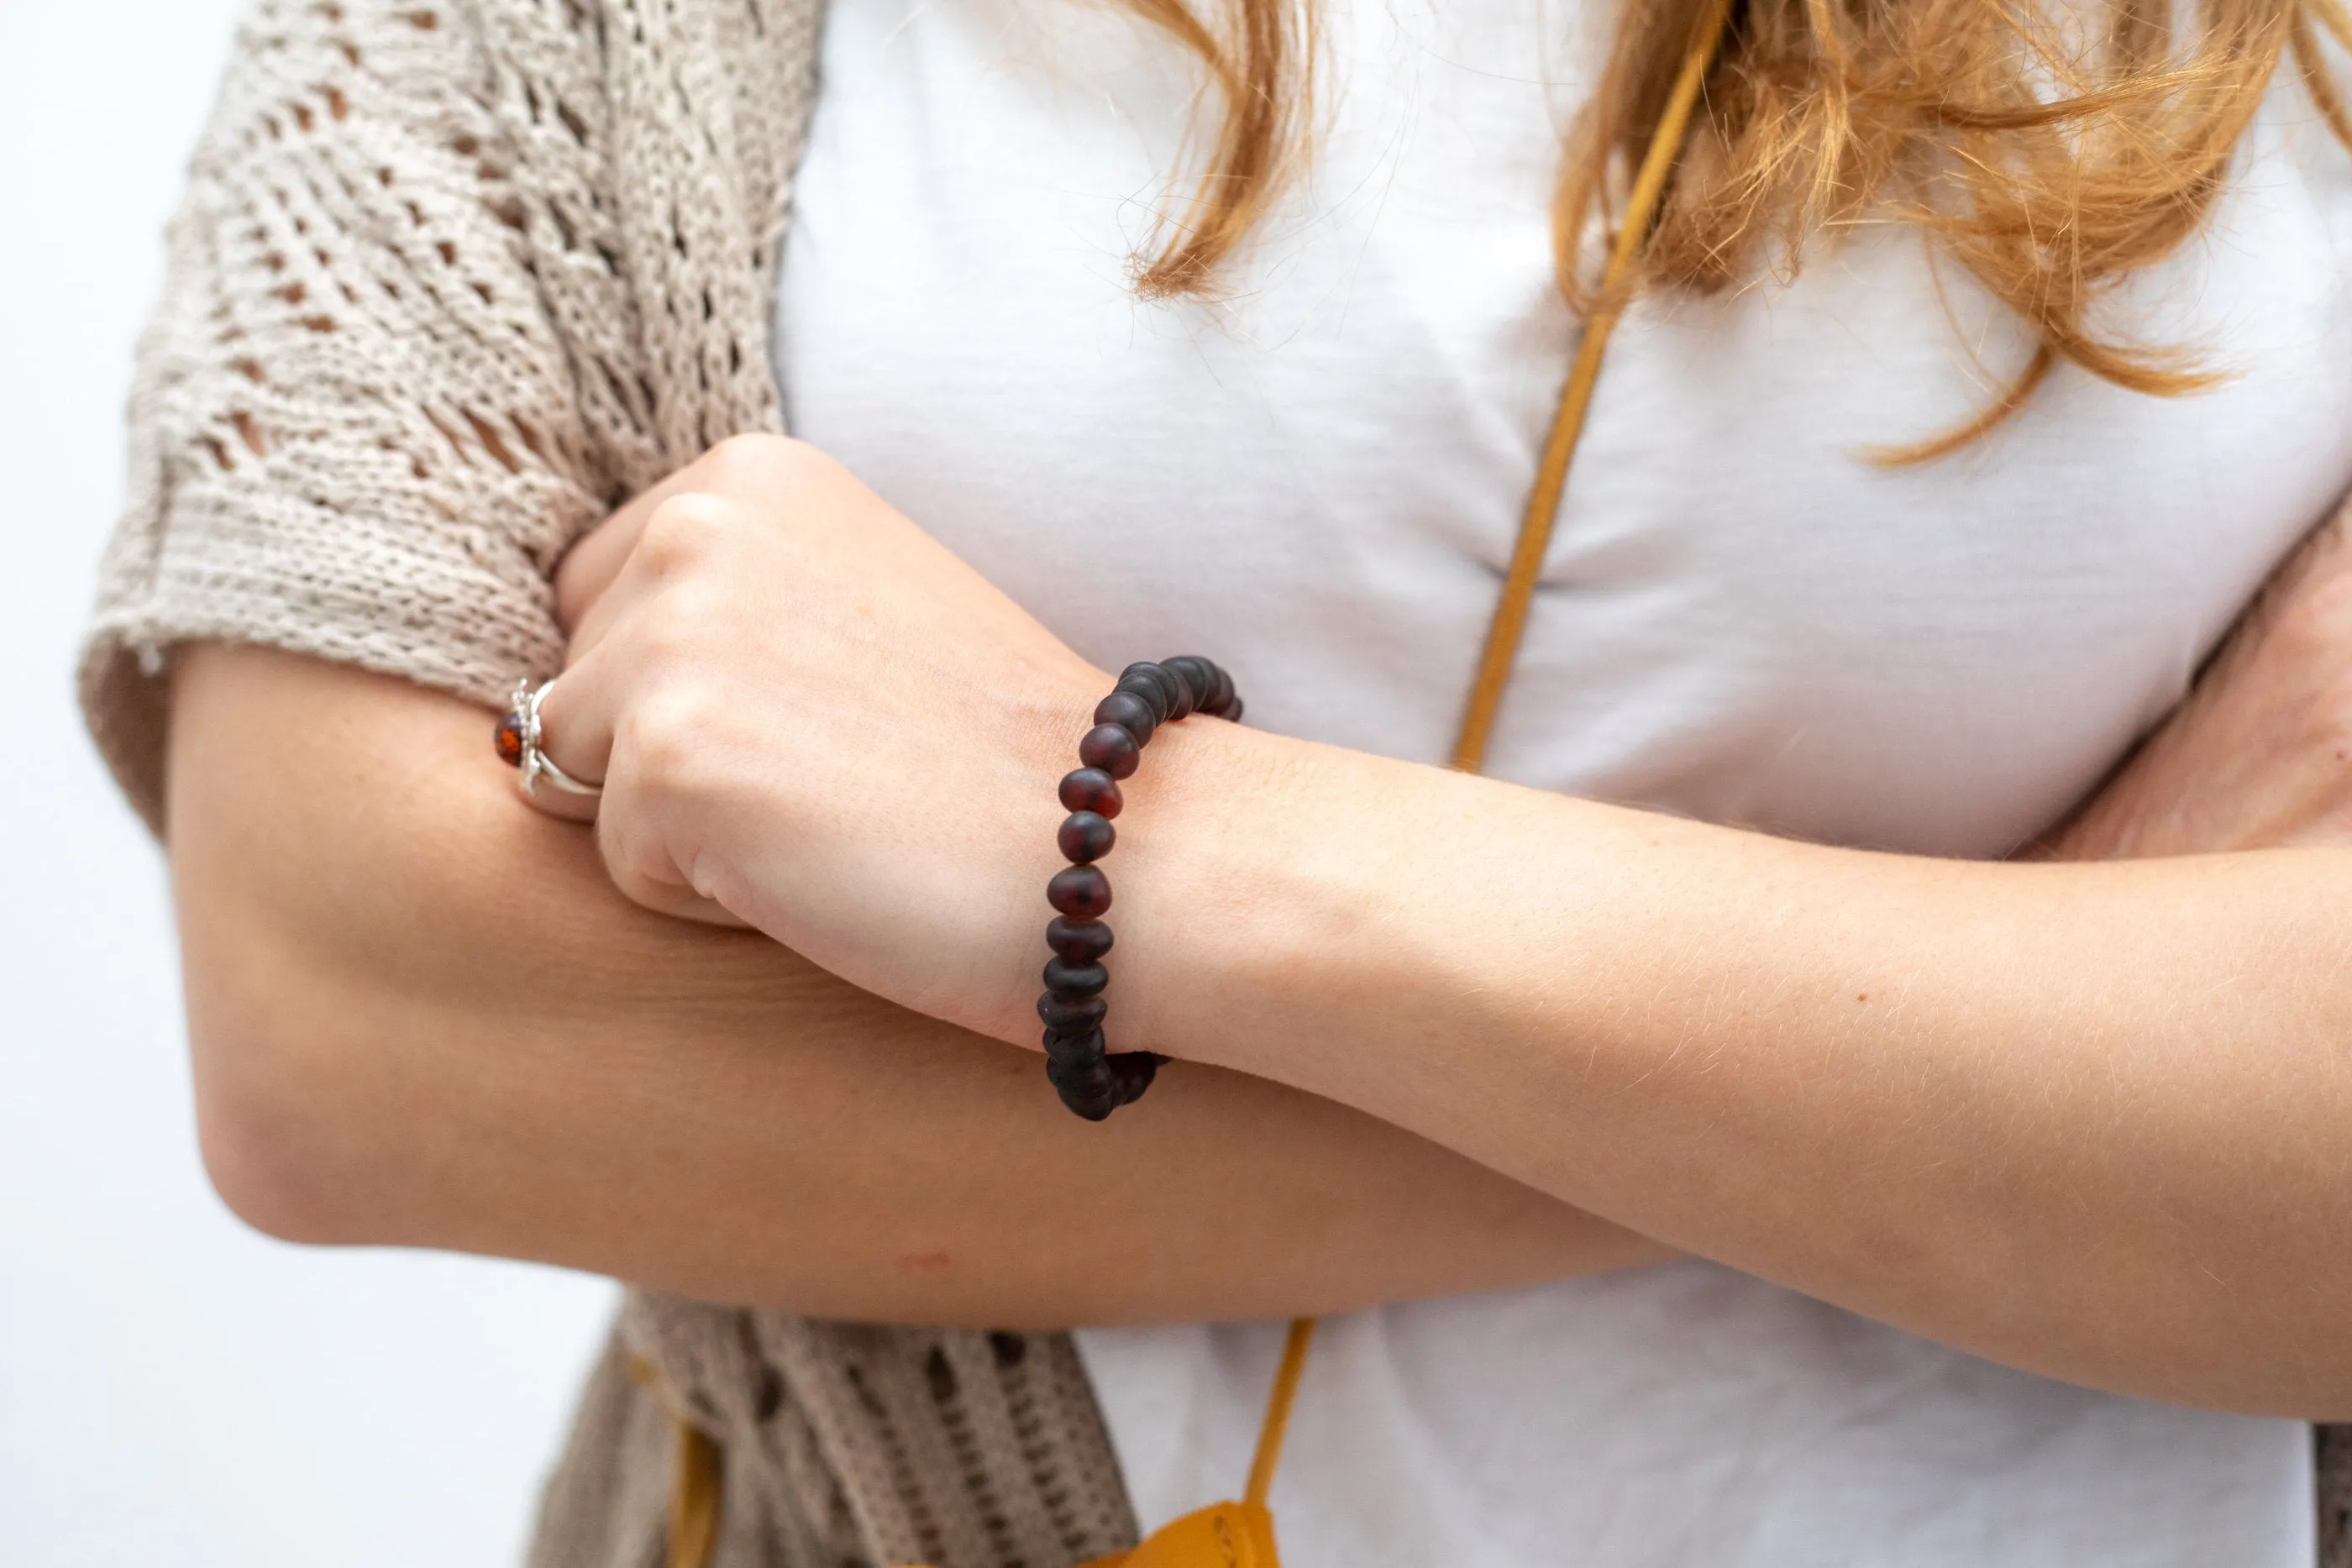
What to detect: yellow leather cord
<box><xmin>1208</xmin><ymin>3</ymin><xmax>1736</xmax><ymax>1552</ymax></box>
<box><xmin>706</xmin><ymin>8</ymin><xmax>1737</xmax><ymax>1565</ymax></box>
<box><xmin>630</xmin><ymin>1353</ymin><xmax>726</xmax><ymax>1568</ymax></box>
<box><xmin>1450</xmin><ymin>0</ymin><xmax>1737</xmax><ymax>774</ymax></box>
<box><xmin>671</xmin><ymin>1422</ymin><xmax>726</xmax><ymax>1568</ymax></box>
<box><xmin>1243</xmin><ymin>1319</ymin><xmax>1317</xmax><ymax>1510</ymax></box>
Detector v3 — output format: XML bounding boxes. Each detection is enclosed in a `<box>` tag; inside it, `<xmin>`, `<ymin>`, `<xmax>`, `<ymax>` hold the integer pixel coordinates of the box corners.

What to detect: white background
<box><xmin>0</xmin><ymin>3</ymin><xmax>617</xmax><ymax>1562</ymax></box>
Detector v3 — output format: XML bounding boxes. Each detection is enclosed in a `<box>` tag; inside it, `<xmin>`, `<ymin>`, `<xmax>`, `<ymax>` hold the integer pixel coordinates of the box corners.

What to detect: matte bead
<box><xmin>1042</xmin><ymin>1025</ymin><xmax>1105</xmax><ymax>1065</ymax></box>
<box><xmin>1048</xmin><ymin>1055</ymin><xmax>1118</xmax><ymax>1121</ymax></box>
<box><xmin>1042</xmin><ymin>957</ymin><xmax>1109</xmax><ymax>996</ymax></box>
<box><xmin>1079</xmin><ymin>724</ymin><xmax>1140</xmax><ymax>779</ymax></box>
<box><xmin>1037</xmin><ymin>993</ymin><xmax>1108</xmax><ymax>1034</ymax></box>
<box><xmin>1225</xmin><ymin>696</ymin><xmax>1244</xmax><ymax>724</ymax></box>
<box><xmin>1109</xmin><ymin>1051</ymin><xmax>1163</xmax><ymax>1104</ymax></box>
<box><xmin>1047</xmin><ymin>1041</ymin><xmax>1112</xmax><ymax>1079</ymax></box>
<box><xmin>1203</xmin><ymin>663</ymin><xmax>1236</xmax><ymax>718</ymax></box>
<box><xmin>1047</xmin><ymin>864</ymin><xmax>1112</xmax><ymax>919</ymax></box>
<box><xmin>1092</xmin><ymin>690</ymin><xmax>1157</xmax><ymax>745</ymax></box>
<box><xmin>1115</xmin><ymin>677</ymin><xmax>1172</xmax><ymax>726</ymax></box>
<box><xmin>1162</xmin><ymin>657</ymin><xmax>1215</xmax><ymax>721</ymax></box>
<box><xmin>1058</xmin><ymin>810</ymin><xmax>1115</xmax><ymax>863</ymax></box>
<box><xmin>1046</xmin><ymin>917</ymin><xmax>1114</xmax><ymax>963</ymax></box>
<box><xmin>1158</xmin><ymin>661</ymin><xmax>1198</xmax><ymax>721</ymax></box>
<box><xmin>1118</xmin><ymin>663</ymin><xmax>1179</xmax><ymax>723</ymax></box>
<box><xmin>1058</xmin><ymin>768</ymin><xmax>1123</xmax><ymax>819</ymax></box>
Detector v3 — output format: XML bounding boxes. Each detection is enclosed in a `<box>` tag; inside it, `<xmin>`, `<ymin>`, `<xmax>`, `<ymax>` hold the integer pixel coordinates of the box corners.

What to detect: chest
<box><xmin>774</xmin><ymin>0</ymin><xmax>2352</xmax><ymax>853</ymax></box>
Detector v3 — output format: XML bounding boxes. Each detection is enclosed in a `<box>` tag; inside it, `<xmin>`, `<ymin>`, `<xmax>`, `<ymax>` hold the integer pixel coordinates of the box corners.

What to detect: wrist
<box><xmin>1101</xmin><ymin>716</ymin><xmax>1424</xmax><ymax>1082</ymax></box>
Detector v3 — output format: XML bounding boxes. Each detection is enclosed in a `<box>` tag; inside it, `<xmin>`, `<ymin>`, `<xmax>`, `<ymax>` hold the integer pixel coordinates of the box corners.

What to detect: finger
<box><xmin>553</xmin><ymin>479</ymin><xmax>672</xmax><ymax>635</ymax></box>
<box><xmin>584</xmin><ymin>699</ymin><xmax>756</xmax><ymax>931</ymax></box>
<box><xmin>525</xmin><ymin>645</ymin><xmax>749</xmax><ymax>928</ymax></box>
<box><xmin>552</xmin><ymin>436</ymin><xmax>794</xmax><ymax>632</ymax></box>
<box><xmin>536</xmin><ymin>495</ymin><xmax>758</xmax><ymax>819</ymax></box>
<box><xmin>521</xmin><ymin>661</ymin><xmax>614</xmax><ymax>824</ymax></box>
<box><xmin>596</xmin><ymin>803</ymin><xmax>756</xmax><ymax>927</ymax></box>
<box><xmin>561</xmin><ymin>492</ymin><xmax>701</xmax><ymax>669</ymax></box>
<box><xmin>567</xmin><ymin>491</ymin><xmax>772</xmax><ymax>683</ymax></box>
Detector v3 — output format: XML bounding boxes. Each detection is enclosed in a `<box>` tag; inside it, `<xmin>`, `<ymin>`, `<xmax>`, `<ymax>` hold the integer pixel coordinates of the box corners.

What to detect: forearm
<box><xmin>171</xmin><ymin>643</ymin><xmax>1660</xmax><ymax>1326</ymax></box>
<box><xmin>1110</xmin><ymin>715</ymin><xmax>2352</xmax><ymax>1413</ymax></box>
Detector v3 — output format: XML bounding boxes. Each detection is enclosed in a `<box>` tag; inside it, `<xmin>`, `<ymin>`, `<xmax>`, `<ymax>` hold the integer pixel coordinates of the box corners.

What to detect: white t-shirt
<box><xmin>773</xmin><ymin>0</ymin><xmax>2352</xmax><ymax>1556</ymax></box>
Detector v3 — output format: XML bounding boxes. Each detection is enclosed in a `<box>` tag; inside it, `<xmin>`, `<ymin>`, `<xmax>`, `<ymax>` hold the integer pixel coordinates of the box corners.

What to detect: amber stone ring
<box><xmin>493</xmin><ymin>678</ymin><xmax>603</xmax><ymax>799</ymax></box>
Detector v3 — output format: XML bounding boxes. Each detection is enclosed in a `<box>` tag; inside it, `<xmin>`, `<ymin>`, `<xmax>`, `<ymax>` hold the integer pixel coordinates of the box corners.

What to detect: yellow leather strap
<box><xmin>1451</xmin><ymin>0</ymin><xmax>1737</xmax><ymax>774</ymax></box>
<box><xmin>670</xmin><ymin>1421</ymin><xmax>725</xmax><ymax>1568</ymax></box>
<box><xmin>1243</xmin><ymin>1319</ymin><xmax>1317</xmax><ymax>1510</ymax></box>
<box><xmin>628</xmin><ymin>1353</ymin><xmax>725</xmax><ymax>1568</ymax></box>
<box><xmin>1221</xmin><ymin>3</ymin><xmax>1736</xmax><ymax>1539</ymax></box>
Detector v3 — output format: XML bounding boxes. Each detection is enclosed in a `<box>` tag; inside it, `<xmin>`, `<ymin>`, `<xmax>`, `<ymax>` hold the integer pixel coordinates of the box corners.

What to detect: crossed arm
<box><xmin>174</xmin><ymin>646</ymin><xmax>1666</xmax><ymax>1326</ymax></box>
<box><xmin>174</xmin><ymin>436</ymin><xmax>2352</xmax><ymax>1415</ymax></box>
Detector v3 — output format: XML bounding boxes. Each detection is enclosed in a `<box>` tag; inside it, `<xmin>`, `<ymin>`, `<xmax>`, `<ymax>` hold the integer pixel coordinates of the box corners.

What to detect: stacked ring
<box><xmin>1040</xmin><ymin>656</ymin><xmax>1242</xmax><ymax>1120</ymax></box>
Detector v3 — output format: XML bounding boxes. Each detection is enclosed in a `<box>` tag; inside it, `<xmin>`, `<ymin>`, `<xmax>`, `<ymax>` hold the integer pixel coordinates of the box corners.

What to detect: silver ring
<box><xmin>507</xmin><ymin>678</ymin><xmax>603</xmax><ymax>798</ymax></box>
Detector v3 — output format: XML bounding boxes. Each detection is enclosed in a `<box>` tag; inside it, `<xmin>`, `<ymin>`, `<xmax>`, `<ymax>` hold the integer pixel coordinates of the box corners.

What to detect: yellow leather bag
<box><xmin>1070</xmin><ymin>1319</ymin><xmax>1313</xmax><ymax>1568</ymax></box>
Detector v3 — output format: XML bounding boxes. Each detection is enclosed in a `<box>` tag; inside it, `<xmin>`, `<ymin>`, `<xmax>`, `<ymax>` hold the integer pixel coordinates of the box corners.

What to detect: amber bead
<box><xmin>1162</xmin><ymin>657</ymin><xmax>1214</xmax><ymax>720</ymax></box>
<box><xmin>1058</xmin><ymin>811</ymin><xmax>1115</xmax><ymax>863</ymax></box>
<box><xmin>1058</xmin><ymin>768</ymin><xmax>1123</xmax><ymax>818</ymax></box>
<box><xmin>1047</xmin><ymin>863</ymin><xmax>1111</xmax><ymax>919</ymax></box>
<box><xmin>1042</xmin><ymin>957</ymin><xmax>1109</xmax><ymax>996</ymax></box>
<box><xmin>1202</xmin><ymin>663</ymin><xmax>1236</xmax><ymax>717</ymax></box>
<box><xmin>1109</xmin><ymin>1051</ymin><xmax>1163</xmax><ymax>1104</ymax></box>
<box><xmin>1042</xmin><ymin>1026</ymin><xmax>1105</xmax><ymax>1066</ymax></box>
<box><xmin>1079</xmin><ymin>724</ymin><xmax>1140</xmax><ymax>779</ymax></box>
<box><xmin>493</xmin><ymin>711</ymin><xmax>528</xmax><ymax>768</ymax></box>
<box><xmin>1159</xmin><ymin>665</ymin><xmax>1198</xmax><ymax>721</ymax></box>
<box><xmin>1117</xmin><ymin>663</ymin><xmax>1178</xmax><ymax>723</ymax></box>
<box><xmin>1047</xmin><ymin>917</ymin><xmax>1114</xmax><ymax>962</ymax></box>
<box><xmin>1038</xmin><ymin>993</ymin><xmax>1108</xmax><ymax>1033</ymax></box>
<box><xmin>1093</xmin><ymin>690</ymin><xmax>1157</xmax><ymax>745</ymax></box>
<box><xmin>1114</xmin><ymin>679</ymin><xmax>1170</xmax><ymax>727</ymax></box>
<box><xmin>1047</xmin><ymin>1053</ymin><xmax>1118</xmax><ymax>1120</ymax></box>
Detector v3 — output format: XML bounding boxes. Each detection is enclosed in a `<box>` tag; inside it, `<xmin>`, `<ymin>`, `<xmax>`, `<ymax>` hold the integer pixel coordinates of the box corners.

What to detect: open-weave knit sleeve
<box><xmin>81</xmin><ymin>0</ymin><xmax>608</xmax><ymax>833</ymax></box>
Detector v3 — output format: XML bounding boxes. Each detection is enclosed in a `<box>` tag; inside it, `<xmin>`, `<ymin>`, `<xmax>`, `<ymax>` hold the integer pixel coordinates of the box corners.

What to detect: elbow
<box><xmin>191</xmin><ymin>1037</ymin><xmax>355</xmax><ymax>1246</ymax></box>
<box><xmin>181</xmin><ymin>929</ymin><xmax>412</xmax><ymax>1249</ymax></box>
<box><xmin>164</xmin><ymin>643</ymin><xmax>510</xmax><ymax>1253</ymax></box>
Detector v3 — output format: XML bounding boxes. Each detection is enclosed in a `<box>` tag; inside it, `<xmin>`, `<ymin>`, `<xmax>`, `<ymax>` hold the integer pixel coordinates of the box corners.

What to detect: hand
<box><xmin>535</xmin><ymin>434</ymin><xmax>1110</xmax><ymax>1035</ymax></box>
<box><xmin>2040</xmin><ymin>503</ymin><xmax>2352</xmax><ymax>859</ymax></box>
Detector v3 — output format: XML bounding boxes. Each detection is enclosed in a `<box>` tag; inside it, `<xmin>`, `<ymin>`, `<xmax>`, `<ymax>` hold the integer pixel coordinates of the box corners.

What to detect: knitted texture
<box><xmin>80</xmin><ymin>3</ymin><xmax>1138</xmax><ymax>1565</ymax></box>
<box><xmin>76</xmin><ymin>1</ymin><xmax>2351</xmax><ymax>1562</ymax></box>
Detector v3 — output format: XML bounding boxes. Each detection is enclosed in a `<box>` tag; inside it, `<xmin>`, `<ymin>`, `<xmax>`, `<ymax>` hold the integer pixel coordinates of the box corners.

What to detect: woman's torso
<box><xmin>774</xmin><ymin>0</ymin><xmax>2352</xmax><ymax>1555</ymax></box>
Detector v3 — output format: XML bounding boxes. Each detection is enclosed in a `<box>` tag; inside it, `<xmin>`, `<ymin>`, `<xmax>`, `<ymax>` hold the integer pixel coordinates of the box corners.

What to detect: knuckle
<box><xmin>637</xmin><ymin>492</ymin><xmax>735</xmax><ymax>574</ymax></box>
<box><xmin>695</xmin><ymin>432</ymin><xmax>809</xmax><ymax>496</ymax></box>
<box><xmin>628</xmin><ymin>576</ymin><xmax>723</xmax><ymax>665</ymax></box>
<box><xmin>620</xmin><ymin>682</ymin><xmax>727</xmax><ymax>796</ymax></box>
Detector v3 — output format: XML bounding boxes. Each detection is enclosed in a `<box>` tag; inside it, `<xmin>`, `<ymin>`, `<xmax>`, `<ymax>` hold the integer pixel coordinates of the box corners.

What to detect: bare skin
<box><xmin>539</xmin><ymin>436</ymin><xmax>2352</xmax><ymax>1415</ymax></box>
<box><xmin>175</xmin><ymin>434</ymin><xmax>2352</xmax><ymax>1410</ymax></box>
<box><xmin>172</xmin><ymin>643</ymin><xmax>1666</xmax><ymax>1327</ymax></box>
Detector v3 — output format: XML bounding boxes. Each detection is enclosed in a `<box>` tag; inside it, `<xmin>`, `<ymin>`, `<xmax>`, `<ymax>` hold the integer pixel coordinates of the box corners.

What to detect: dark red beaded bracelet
<box><xmin>1041</xmin><ymin>656</ymin><xmax>1243</xmax><ymax>1120</ymax></box>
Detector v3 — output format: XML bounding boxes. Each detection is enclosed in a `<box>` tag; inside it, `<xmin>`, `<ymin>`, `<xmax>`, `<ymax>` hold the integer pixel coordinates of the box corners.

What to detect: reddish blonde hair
<box><xmin>1126</xmin><ymin>0</ymin><xmax>2352</xmax><ymax>453</ymax></box>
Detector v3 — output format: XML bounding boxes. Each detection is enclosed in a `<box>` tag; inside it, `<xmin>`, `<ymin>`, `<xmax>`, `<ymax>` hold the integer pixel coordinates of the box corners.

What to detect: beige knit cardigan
<box><xmin>76</xmin><ymin>1</ymin><xmax>2352</xmax><ymax>1563</ymax></box>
